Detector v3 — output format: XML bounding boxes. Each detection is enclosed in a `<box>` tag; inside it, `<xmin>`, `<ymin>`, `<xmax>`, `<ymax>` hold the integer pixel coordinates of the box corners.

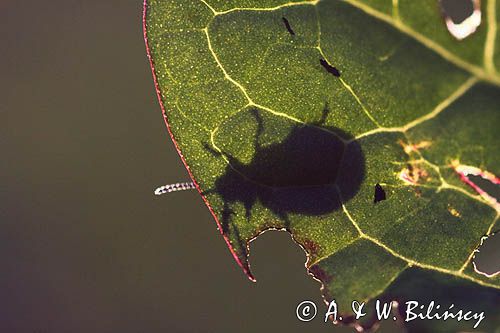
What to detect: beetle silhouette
<box><xmin>203</xmin><ymin>106</ymin><xmax>365</xmax><ymax>232</ymax></box>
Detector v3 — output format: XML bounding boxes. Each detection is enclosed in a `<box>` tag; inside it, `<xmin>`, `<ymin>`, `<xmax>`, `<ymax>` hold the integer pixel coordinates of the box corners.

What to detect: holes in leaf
<box><xmin>374</xmin><ymin>183</ymin><xmax>386</xmax><ymax>204</ymax></box>
<box><xmin>441</xmin><ymin>0</ymin><xmax>475</xmax><ymax>24</ymax></box>
<box><xmin>453</xmin><ymin>162</ymin><xmax>499</xmax><ymax>208</ymax></box>
<box><xmin>319</xmin><ymin>59</ymin><xmax>341</xmax><ymax>77</ymax></box>
<box><xmin>457</xmin><ymin>168</ymin><xmax>500</xmax><ymax>277</ymax></box>
<box><xmin>473</xmin><ymin>232</ymin><xmax>500</xmax><ymax>277</ymax></box>
<box><xmin>282</xmin><ymin>17</ymin><xmax>295</xmax><ymax>36</ymax></box>
<box><xmin>439</xmin><ymin>0</ymin><xmax>481</xmax><ymax>40</ymax></box>
<box><xmin>468</xmin><ymin>174</ymin><xmax>500</xmax><ymax>201</ymax></box>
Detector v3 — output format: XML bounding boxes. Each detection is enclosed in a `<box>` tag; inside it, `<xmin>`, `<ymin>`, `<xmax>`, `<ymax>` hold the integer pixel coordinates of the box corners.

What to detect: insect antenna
<box><xmin>154</xmin><ymin>182</ymin><xmax>196</xmax><ymax>196</ymax></box>
<box><xmin>311</xmin><ymin>102</ymin><xmax>330</xmax><ymax>126</ymax></box>
<box><xmin>250</xmin><ymin>108</ymin><xmax>265</xmax><ymax>151</ymax></box>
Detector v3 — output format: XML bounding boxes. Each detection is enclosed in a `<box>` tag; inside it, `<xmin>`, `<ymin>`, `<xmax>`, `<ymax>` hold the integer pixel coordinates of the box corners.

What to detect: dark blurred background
<box><xmin>0</xmin><ymin>1</ymin><xmax>496</xmax><ymax>332</ymax></box>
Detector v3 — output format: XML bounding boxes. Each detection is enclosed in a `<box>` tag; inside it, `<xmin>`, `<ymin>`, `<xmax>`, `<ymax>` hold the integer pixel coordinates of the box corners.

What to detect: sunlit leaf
<box><xmin>144</xmin><ymin>0</ymin><xmax>500</xmax><ymax>331</ymax></box>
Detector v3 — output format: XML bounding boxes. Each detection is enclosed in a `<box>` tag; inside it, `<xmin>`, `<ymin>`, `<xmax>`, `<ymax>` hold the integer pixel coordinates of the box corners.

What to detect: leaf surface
<box><xmin>144</xmin><ymin>0</ymin><xmax>500</xmax><ymax>331</ymax></box>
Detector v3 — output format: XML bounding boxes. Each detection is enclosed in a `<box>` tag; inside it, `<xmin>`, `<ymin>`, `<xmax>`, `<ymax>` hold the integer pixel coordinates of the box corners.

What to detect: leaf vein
<box><xmin>333</xmin><ymin>189</ymin><xmax>500</xmax><ymax>290</ymax></box>
<box><xmin>485</xmin><ymin>0</ymin><xmax>498</xmax><ymax>73</ymax></box>
<box><xmin>314</xmin><ymin>6</ymin><xmax>382</xmax><ymax>128</ymax></box>
<box><xmin>341</xmin><ymin>0</ymin><xmax>500</xmax><ymax>86</ymax></box>
<box><xmin>350</xmin><ymin>76</ymin><xmax>478</xmax><ymax>141</ymax></box>
<box><xmin>201</xmin><ymin>0</ymin><xmax>318</xmax><ymax>16</ymax></box>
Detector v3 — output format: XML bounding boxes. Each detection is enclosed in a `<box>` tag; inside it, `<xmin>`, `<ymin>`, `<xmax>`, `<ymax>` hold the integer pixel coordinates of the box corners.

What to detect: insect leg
<box><xmin>221</xmin><ymin>202</ymin><xmax>235</xmax><ymax>234</ymax></box>
<box><xmin>250</xmin><ymin>108</ymin><xmax>265</xmax><ymax>151</ymax></box>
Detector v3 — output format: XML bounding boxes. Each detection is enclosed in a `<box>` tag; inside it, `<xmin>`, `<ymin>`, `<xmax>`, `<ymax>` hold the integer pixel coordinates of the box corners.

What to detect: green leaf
<box><xmin>144</xmin><ymin>0</ymin><xmax>500</xmax><ymax>331</ymax></box>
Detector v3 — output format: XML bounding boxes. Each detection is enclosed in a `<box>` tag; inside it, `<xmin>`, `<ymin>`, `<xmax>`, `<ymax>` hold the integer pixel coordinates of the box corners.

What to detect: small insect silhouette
<box><xmin>203</xmin><ymin>107</ymin><xmax>365</xmax><ymax>232</ymax></box>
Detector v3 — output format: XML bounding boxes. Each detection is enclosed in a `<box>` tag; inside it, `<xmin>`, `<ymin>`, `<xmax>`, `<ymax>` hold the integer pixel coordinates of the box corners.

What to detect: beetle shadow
<box><xmin>203</xmin><ymin>106</ymin><xmax>365</xmax><ymax>234</ymax></box>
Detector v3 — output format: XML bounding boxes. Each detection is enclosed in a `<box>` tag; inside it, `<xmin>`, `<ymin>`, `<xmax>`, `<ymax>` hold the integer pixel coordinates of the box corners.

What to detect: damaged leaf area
<box><xmin>144</xmin><ymin>0</ymin><xmax>500</xmax><ymax>331</ymax></box>
<box><xmin>440</xmin><ymin>0</ymin><xmax>482</xmax><ymax>40</ymax></box>
<box><xmin>473</xmin><ymin>232</ymin><xmax>500</xmax><ymax>278</ymax></box>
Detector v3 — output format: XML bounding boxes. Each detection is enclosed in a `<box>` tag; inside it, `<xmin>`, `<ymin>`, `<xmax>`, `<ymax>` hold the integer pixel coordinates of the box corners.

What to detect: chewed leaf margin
<box><xmin>143</xmin><ymin>0</ymin><xmax>500</xmax><ymax>331</ymax></box>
